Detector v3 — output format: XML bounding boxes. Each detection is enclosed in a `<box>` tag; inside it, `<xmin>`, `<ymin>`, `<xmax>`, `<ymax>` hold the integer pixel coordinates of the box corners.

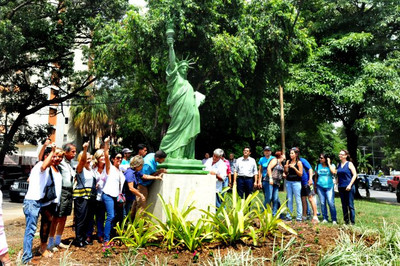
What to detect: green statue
<box><xmin>159</xmin><ymin>25</ymin><xmax>205</xmax><ymax>159</ymax></box>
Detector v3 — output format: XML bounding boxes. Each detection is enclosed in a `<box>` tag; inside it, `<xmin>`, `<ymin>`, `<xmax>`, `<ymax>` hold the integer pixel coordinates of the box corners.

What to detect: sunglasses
<box><xmin>115</xmin><ymin>156</ymin><xmax>122</xmax><ymax>159</ymax></box>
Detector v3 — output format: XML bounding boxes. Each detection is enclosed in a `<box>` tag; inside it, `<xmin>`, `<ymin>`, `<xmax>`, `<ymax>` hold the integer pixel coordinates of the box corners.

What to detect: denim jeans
<box><xmin>285</xmin><ymin>181</ymin><xmax>302</xmax><ymax>221</ymax></box>
<box><xmin>236</xmin><ymin>177</ymin><xmax>254</xmax><ymax>199</ymax></box>
<box><xmin>216</xmin><ymin>192</ymin><xmax>222</xmax><ymax>209</ymax></box>
<box><xmin>102</xmin><ymin>193</ymin><xmax>116</xmax><ymax>242</ymax></box>
<box><xmin>262</xmin><ymin>181</ymin><xmax>272</xmax><ymax>208</ymax></box>
<box><xmin>339</xmin><ymin>186</ymin><xmax>355</xmax><ymax>224</ymax></box>
<box><xmin>22</xmin><ymin>199</ymin><xmax>41</xmax><ymax>264</ymax></box>
<box><xmin>271</xmin><ymin>185</ymin><xmax>281</xmax><ymax>216</ymax></box>
<box><xmin>124</xmin><ymin>198</ymin><xmax>134</xmax><ymax>219</ymax></box>
<box><xmin>317</xmin><ymin>185</ymin><xmax>337</xmax><ymax>222</ymax></box>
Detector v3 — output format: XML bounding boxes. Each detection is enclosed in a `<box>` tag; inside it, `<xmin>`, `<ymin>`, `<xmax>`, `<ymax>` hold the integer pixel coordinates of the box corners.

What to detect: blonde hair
<box><xmin>130</xmin><ymin>155</ymin><xmax>144</xmax><ymax>169</ymax></box>
<box><xmin>77</xmin><ymin>151</ymin><xmax>91</xmax><ymax>162</ymax></box>
<box><xmin>92</xmin><ymin>149</ymin><xmax>104</xmax><ymax>167</ymax></box>
<box><xmin>55</xmin><ymin>148</ymin><xmax>64</xmax><ymax>156</ymax></box>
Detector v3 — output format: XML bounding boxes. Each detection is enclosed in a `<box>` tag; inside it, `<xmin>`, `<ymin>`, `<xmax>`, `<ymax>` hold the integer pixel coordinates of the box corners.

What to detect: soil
<box><xmin>5</xmin><ymin>216</ymin><xmax>343</xmax><ymax>265</ymax></box>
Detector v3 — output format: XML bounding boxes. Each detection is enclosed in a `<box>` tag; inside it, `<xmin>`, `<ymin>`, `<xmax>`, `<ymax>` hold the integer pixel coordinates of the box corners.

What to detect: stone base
<box><xmin>157</xmin><ymin>158</ymin><xmax>208</xmax><ymax>174</ymax></box>
<box><xmin>147</xmin><ymin>173</ymin><xmax>216</xmax><ymax>223</ymax></box>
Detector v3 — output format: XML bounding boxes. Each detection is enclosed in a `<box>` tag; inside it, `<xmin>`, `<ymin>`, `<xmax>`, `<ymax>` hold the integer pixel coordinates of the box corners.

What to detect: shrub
<box><xmin>149</xmin><ymin>188</ymin><xmax>213</xmax><ymax>251</ymax></box>
<box><xmin>112</xmin><ymin>213</ymin><xmax>160</xmax><ymax>248</ymax></box>
<box><xmin>254</xmin><ymin>200</ymin><xmax>297</xmax><ymax>239</ymax></box>
<box><xmin>202</xmin><ymin>183</ymin><xmax>259</xmax><ymax>245</ymax></box>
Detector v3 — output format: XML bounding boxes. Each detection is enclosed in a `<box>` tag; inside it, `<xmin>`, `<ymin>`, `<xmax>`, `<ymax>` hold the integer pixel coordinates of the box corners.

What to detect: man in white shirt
<box><xmin>233</xmin><ymin>146</ymin><xmax>258</xmax><ymax>199</ymax></box>
<box><xmin>204</xmin><ymin>148</ymin><xmax>227</xmax><ymax>208</ymax></box>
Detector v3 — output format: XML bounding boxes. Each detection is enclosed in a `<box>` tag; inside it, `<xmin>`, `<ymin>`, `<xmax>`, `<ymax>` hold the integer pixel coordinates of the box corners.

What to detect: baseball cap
<box><xmin>122</xmin><ymin>148</ymin><xmax>132</xmax><ymax>154</ymax></box>
<box><xmin>263</xmin><ymin>146</ymin><xmax>271</xmax><ymax>151</ymax></box>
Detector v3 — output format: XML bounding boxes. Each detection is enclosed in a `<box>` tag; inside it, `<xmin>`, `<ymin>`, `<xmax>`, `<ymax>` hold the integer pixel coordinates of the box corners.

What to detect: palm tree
<box><xmin>357</xmin><ymin>149</ymin><xmax>373</xmax><ymax>174</ymax></box>
<box><xmin>70</xmin><ymin>90</ymin><xmax>109</xmax><ymax>151</ymax></box>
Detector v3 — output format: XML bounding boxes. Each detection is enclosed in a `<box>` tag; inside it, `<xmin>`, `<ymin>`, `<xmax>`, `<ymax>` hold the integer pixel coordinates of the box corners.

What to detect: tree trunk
<box><xmin>0</xmin><ymin>114</ymin><xmax>25</xmax><ymax>165</ymax></box>
<box><xmin>345</xmin><ymin>125</ymin><xmax>362</xmax><ymax>199</ymax></box>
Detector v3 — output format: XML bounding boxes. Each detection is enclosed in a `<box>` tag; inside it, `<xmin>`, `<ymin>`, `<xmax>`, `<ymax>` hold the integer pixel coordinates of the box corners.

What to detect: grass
<box><xmin>254</xmin><ymin>190</ymin><xmax>400</xmax><ymax>228</ymax></box>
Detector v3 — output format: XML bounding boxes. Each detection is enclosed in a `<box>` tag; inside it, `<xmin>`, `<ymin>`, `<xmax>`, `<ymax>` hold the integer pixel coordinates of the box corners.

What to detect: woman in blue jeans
<box><xmin>284</xmin><ymin>148</ymin><xmax>303</xmax><ymax>221</ymax></box>
<box><xmin>266</xmin><ymin>151</ymin><xmax>286</xmax><ymax>216</ymax></box>
<box><xmin>102</xmin><ymin>148</ymin><xmax>125</xmax><ymax>245</ymax></box>
<box><xmin>315</xmin><ymin>153</ymin><xmax>337</xmax><ymax>224</ymax></box>
<box><xmin>334</xmin><ymin>150</ymin><xmax>357</xmax><ymax>225</ymax></box>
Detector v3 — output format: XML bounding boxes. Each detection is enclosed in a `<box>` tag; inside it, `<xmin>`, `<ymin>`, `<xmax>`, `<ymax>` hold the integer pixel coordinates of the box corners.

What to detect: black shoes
<box><xmin>72</xmin><ymin>240</ymin><xmax>86</xmax><ymax>248</ymax></box>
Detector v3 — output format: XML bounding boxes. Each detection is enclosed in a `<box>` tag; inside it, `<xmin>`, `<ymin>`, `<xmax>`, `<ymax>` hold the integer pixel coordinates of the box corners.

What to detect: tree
<box><xmin>0</xmin><ymin>0</ymin><xmax>128</xmax><ymax>164</ymax></box>
<box><xmin>287</xmin><ymin>0</ymin><xmax>400</xmax><ymax>165</ymax></box>
<box><xmin>70</xmin><ymin>89</ymin><xmax>110</xmax><ymax>151</ymax></box>
<box><xmin>93</xmin><ymin>0</ymin><xmax>312</xmax><ymax>154</ymax></box>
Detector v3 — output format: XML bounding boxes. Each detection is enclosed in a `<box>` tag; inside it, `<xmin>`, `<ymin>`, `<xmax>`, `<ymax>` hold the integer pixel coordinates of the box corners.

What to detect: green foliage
<box><xmin>357</xmin><ymin>149</ymin><xmax>372</xmax><ymax>174</ymax></box>
<box><xmin>149</xmin><ymin>189</ymin><xmax>212</xmax><ymax>251</ymax></box>
<box><xmin>255</xmin><ymin>200</ymin><xmax>297</xmax><ymax>239</ymax></box>
<box><xmin>202</xmin><ymin>184</ymin><xmax>259</xmax><ymax>245</ymax></box>
<box><xmin>287</xmin><ymin>0</ymin><xmax>400</xmax><ymax>164</ymax></box>
<box><xmin>0</xmin><ymin>0</ymin><xmax>128</xmax><ymax>163</ymax></box>
<box><xmin>92</xmin><ymin>0</ymin><xmax>313</xmax><ymax>153</ymax></box>
<box><xmin>318</xmin><ymin>222</ymin><xmax>400</xmax><ymax>265</ymax></box>
<box><xmin>112</xmin><ymin>213</ymin><xmax>160</xmax><ymax>248</ymax></box>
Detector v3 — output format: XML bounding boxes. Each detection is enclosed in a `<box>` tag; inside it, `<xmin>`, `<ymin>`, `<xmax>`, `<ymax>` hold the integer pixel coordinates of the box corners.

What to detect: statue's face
<box><xmin>178</xmin><ymin>64</ymin><xmax>188</xmax><ymax>77</ymax></box>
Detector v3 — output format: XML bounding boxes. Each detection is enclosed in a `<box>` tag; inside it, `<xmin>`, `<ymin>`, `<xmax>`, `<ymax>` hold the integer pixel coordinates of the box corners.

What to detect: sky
<box><xmin>129</xmin><ymin>0</ymin><xmax>146</xmax><ymax>8</ymax></box>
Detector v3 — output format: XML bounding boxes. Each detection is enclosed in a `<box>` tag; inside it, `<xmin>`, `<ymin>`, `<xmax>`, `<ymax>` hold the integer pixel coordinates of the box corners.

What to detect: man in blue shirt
<box><xmin>137</xmin><ymin>150</ymin><xmax>167</xmax><ymax>213</ymax></box>
<box><xmin>294</xmin><ymin>147</ymin><xmax>319</xmax><ymax>223</ymax></box>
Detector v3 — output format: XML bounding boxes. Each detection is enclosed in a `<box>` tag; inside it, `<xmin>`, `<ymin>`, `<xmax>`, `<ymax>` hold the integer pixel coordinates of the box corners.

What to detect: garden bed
<box><xmin>7</xmin><ymin>216</ymin><xmax>341</xmax><ymax>265</ymax></box>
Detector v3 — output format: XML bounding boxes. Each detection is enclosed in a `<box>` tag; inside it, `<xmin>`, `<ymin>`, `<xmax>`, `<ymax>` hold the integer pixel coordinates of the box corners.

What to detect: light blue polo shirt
<box><xmin>138</xmin><ymin>153</ymin><xmax>158</xmax><ymax>187</ymax></box>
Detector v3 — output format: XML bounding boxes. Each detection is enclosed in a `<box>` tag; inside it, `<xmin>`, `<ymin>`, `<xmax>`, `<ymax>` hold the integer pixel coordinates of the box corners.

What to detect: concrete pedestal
<box><xmin>147</xmin><ymin>173</ymin><xmax>216</xmax><ymax>223</ymax></box>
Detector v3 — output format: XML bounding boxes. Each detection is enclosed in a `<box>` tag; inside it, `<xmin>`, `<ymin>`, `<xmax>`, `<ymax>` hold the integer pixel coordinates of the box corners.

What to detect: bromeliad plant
<box><xmin>255</xmin><ymin>200</ymin><xmax>297</xmax><ymax>240</ymax></box>
<box><xmin>112</xmin><ymin>213</ymin><xmax>160</xmax><ymax>248</ymax></box>
<box><xmin>202</xmin><ymin>183</ymin><xmax>259</xmax><ymax>245</ymax></box>
<box><xmin>148</xmin><ymin>188</ymin><xmax>213</xmax><ymax>251</ymax></box>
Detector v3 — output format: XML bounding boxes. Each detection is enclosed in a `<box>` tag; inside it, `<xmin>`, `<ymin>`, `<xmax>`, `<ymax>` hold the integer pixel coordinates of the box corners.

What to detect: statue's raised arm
<box><xmin>166</xmin><ymin>25</ymin><xmax>176</xmax><ymax>70</ymax></box>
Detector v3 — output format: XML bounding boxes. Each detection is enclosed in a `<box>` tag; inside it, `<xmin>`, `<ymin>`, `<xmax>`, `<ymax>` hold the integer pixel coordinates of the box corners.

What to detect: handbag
<box><xmin>40</xmin><ymin>167</ymin><xmax>57</xmax><ymax>203</ymax></box>
<box><xmin>117</xmin><ymin>193</ymin><xmax>126</xmax><ymax>203</ymax></box>
<box><xmin>116</xmin><ymin>171</ymin><xmax>125</xmax><ymax>203</ymax></box>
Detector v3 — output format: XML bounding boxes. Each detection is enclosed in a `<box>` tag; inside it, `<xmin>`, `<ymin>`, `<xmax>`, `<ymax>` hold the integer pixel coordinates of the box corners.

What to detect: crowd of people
<box><xmin>15</xmin><ymin>138</ymin><xmax>166</xmax><ymax>264</ymax></box>
<box><xmin>0</xmin><ymin>138</ymin><xmax>358</xmax><ymax>265</ymax></box>
<box><xmin>203</xmin><ymin>146</ymin><xmax>357</xmax><ymax>225</ymax></box>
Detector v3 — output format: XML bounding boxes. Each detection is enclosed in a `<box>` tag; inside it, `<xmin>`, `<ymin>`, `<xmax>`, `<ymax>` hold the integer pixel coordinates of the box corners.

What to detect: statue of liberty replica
<box><xmin>159</xmin><ymin>23</ymin><xmax>206</xmax><ymax>173</ymax></box>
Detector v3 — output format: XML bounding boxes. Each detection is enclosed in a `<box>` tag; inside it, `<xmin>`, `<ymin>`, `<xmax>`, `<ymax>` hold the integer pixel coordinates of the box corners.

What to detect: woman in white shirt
<box><xmin>87</xmin><ymin>137</ymin><xmax>110</xmax><ymax>244</ymax></box>
<box><xmin>102</xmin><ymin>149</ymin><xmax>125</xmax><ymax>244</ymax></box>
<box><xmin>72</xmin><ymin>142</ymin><xmax>95</xmax><ymax>247</ymax></box>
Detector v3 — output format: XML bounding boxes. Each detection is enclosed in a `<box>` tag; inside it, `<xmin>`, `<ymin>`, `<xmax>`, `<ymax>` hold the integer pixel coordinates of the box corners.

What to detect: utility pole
<box><xmin>279</xmin><ymin>84</ymin><xmax>285</xmax><ymax>153</ymax></box>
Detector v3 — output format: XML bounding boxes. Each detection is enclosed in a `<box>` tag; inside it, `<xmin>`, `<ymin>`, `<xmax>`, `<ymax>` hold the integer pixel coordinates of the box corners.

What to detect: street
<box><xmin>358</xmin><ymin>187</ymin><xmax>398</xmax><ymax>204</ymax></box>
<box><xmin>1</xmin><ymin>190</ymin><xmax>24</xmax><ymax>222</ymax></box>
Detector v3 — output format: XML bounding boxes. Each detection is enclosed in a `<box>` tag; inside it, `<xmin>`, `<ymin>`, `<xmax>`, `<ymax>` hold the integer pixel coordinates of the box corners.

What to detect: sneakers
<box><xmin>312</xmin><ymin>217</ymin><xmax>319</xmax><ymax>223</ymax></box>
<box><xmin>47</xmin><ymin>245</ymin><xmax>59</xmax><ymax>252</ymax></box>
<box><xmin>322</xmin><ymin>219</ymin><xmax>328</xmax><ymax>223</ymax></box>
<box><xmin>332</xmin><ymin>221</ymin><xmax>337</xmax><ymax>225</ymax></box>
<box><xmin>58</xmin><ymin>242</ymin><xmax>70</xmax><ymax>249</ymax></box>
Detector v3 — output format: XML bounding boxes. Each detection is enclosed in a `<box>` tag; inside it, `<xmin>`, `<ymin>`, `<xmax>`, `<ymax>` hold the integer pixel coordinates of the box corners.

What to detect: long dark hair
<box><xmin>318</xmin><ymin>153</ymin><xmax>330</xmax><ymax>166</ymax></box>
<box><xmin>290</xmin><ymin>148</ymin><xmax>300</xmax><ymax>162</ymax></box>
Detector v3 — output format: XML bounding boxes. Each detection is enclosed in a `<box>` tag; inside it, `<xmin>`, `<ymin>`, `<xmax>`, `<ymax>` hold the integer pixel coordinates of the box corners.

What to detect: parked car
<box><xmin>371</xmin><ymin>177</ymin><xmax>390</xmax><ymax>191</ymax></box>
<box><xmin>0</xmin><ymin>165</ymin><xmax>24</xmax><ymax>190</ymax></box>
<box><xmin>357</xmin><ymin>174</ymin><xmax>369</xmax><ymax>189</ymax></box>
<box><xmin>357</xmin><ymin>174</ymin><xmax>376</xmax><ymax>189</ymax></box>
<box><xmin>9</xmin><ymin>176</ymin><xmax>29</xmax><ymax>202</ymax></box>
<box><xmin>387</xmin><ymin>176</ymin><xmax>400</xmax><ymax>192</ymax></box>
